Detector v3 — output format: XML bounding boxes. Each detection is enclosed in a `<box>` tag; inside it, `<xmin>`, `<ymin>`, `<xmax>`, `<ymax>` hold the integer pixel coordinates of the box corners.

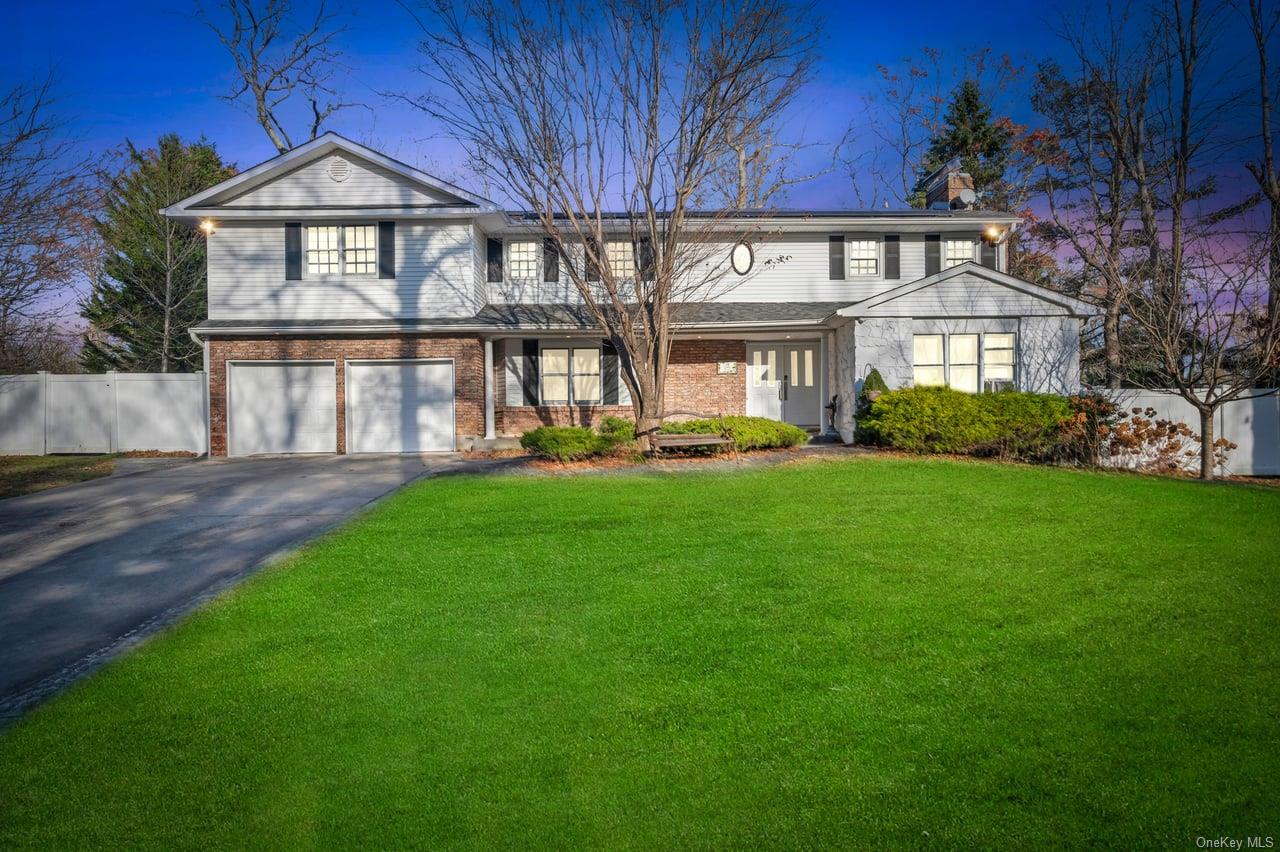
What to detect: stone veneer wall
<box><xmin>207</xmin><ymin>336</ymin><xmax>485</xmax><ymax>456</ymax></box>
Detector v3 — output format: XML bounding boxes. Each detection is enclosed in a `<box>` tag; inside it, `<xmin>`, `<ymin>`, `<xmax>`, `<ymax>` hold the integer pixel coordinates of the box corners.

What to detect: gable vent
<box><xmin>327</xmin><ymin>156</ymin><xmax>351</xmax><ymax>183</ymax></box>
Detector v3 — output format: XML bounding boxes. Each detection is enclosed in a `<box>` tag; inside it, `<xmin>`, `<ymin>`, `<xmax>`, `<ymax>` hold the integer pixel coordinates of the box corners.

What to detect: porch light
<box><xmin>983</xmin><ymin>225</ymin><xmax>1003</xmax><ymax>243</ymax></box>
<box><xmin>199</xmin><ymin>218</ymin><xmax>217</xmax><ymax>236</ymax></box>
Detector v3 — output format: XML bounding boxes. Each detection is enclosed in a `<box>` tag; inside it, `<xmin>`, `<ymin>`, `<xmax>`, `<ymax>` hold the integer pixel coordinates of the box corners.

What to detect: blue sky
<box><xmin>11</xmin><ymin>0</ymin><xmax>1077</xmax><ymax>208</ymax></box>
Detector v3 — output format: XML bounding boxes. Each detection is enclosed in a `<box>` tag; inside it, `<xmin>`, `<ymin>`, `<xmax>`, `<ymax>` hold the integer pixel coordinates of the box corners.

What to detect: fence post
<box><xmin>38</xmin><ymin>371</ymin><xmax>49</xmax><ymax>456</ymax></box>
<box><xmin>108</xmin><ymin>370</ymin><xmax>119</xmax><ymax>453</ymax></box>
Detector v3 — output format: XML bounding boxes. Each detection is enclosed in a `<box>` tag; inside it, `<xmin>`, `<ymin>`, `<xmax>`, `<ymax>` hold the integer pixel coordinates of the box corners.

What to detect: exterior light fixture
<box><xmin>983</xmin><ymin>225</ymin><xmax>1003</xmax><ymax>243</ymax></box>
<box><xmin>199</xmin><ymin>219</ymin><xmax>217</xmax><ymax>236</ymax></box>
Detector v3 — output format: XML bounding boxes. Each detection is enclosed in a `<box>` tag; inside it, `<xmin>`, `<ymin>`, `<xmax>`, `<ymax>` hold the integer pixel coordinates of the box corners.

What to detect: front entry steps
<box><xmin>466</xmin><ymin>436</ymin><xmax>523</xmax><ymax>451</ymax></box>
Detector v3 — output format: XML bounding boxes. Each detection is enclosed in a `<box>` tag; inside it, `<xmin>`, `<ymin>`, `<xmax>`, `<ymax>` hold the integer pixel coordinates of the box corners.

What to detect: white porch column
<box><xmin>483</xmin><ymin>338</ymin><xmax>496</xmax><ymax>440</ymax></box>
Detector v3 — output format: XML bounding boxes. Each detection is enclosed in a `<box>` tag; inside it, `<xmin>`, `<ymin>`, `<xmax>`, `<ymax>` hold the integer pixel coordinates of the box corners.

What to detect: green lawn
<box><xmin>0</xmin><ymin>454</ymin><xmax>116</xmax><ymax>500</ymax></box>
<box><xmin>2</xmin><ymin>457</ymin><xmax>1278</xmax><ymax>847</ymax></box>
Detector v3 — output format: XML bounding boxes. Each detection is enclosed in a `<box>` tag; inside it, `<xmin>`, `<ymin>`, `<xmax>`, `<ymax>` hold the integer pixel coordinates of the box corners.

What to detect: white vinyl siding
<box><xmin>208</xmin><ymin>221</ymin><xmax>478</xmax><ymax>319</ymax></box>
<box><xmin>855</xmin><ymin>273</ymin><xmax>1073</xmax><ymax>317</ymax></box>
<box><xmin>217</xmin><ymin>153</ymin><xmax>464</xmax><ymax>208</ymax></box>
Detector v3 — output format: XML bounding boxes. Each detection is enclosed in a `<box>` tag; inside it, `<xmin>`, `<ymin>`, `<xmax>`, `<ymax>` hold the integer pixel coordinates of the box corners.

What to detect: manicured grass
<box><xmin>0</xmin><ymin>454</ymin><xmax>116</xmax><ymax>500</ymax></box>
<box><xmin>2</xmin><ymin>457</ymin><xmax>1278</xmax><ymax>846</ymax></box>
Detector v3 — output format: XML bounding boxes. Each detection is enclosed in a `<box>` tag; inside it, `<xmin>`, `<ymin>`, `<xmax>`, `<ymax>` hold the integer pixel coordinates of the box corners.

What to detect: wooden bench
<box><xmin>651</xmin><ymin>432</ymin><xmax>733</xmax><ymax>450</ymax></box>
<box><xmin>650</xmin><ymin>412</ymin><xmax>734</xmax><ymax>452</ymax></box>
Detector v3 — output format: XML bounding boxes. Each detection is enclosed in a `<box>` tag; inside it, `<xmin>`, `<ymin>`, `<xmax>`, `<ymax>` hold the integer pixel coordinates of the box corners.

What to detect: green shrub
<box><xmin>519</xmin><ymin>426</ymin><xmax>611</xmax><ymax>461</ymax></box>
<box><xmin>597</xmin><ymin>415</ymin><xmax>636</xmax><ymax>444</ymax></box>
<box><xmin>858</xmin><ymin>386</ymin><xmax>1073</xmax><ymax>458</ymax></box>
<box><xmin>860</xmin><ymin>368</ymin><xmax>889</xmax><ymax>399</ymax></box>
<box><xmin>660</xmin><ymin>415</ymin><xmax>809</xmax><ymax>451</ymax></box>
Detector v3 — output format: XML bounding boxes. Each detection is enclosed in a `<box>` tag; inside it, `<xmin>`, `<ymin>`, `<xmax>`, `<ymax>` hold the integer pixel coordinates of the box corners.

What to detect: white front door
<box><xmin>746</xmin><ymin>343</ymin><xmax>820</xmax><ymax>427</ymax></box>
<box><xmin>347</xmin><ymin>360</ymin><xmax>455</xmax><ymax>453</ymax></box>
<box><xmin>228</xmin><ymin>362</ymin><xmax>337</xmax><ymax>456</ymax></box>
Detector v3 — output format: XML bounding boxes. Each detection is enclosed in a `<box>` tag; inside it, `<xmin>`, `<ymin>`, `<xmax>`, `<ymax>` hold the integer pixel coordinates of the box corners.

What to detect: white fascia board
<box><xmin>162</xmin><ymin>132</ymin><xmax>499</xmax><ymax>219</ymax></box>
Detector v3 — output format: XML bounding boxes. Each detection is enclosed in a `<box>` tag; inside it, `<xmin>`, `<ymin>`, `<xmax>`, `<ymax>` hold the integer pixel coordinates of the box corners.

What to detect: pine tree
<box><xmin>916</xmin><ymin>79</ymin><xmax>1011</xmax><ymax>204</ymax></box>
<box><xmin>81</xmin><ymin>135</ymin><xmax>234</xmax><ymax>372</ymax></box>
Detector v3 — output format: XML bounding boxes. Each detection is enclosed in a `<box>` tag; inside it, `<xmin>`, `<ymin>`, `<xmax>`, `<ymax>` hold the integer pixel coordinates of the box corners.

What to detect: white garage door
<box><xmin>348</xmin><ymin>360</ymin><xmax>455</xmax><ymax>453</ymax></box>
<box><xmin>228</xmin><ymin>362</ymin><xmax>336</xmax><ymax>456</ymax></box>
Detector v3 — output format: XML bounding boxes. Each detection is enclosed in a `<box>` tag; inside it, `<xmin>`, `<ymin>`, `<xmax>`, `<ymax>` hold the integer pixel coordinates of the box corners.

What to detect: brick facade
<box><xmin>207</xmin><ymin>336</ymin><xmax>484</xmax><ymax>456</ymax></box>
<box><xmin>493</xmin><ymin>338</ymin><xmax>746</xmax><ymax>436</ymax></box>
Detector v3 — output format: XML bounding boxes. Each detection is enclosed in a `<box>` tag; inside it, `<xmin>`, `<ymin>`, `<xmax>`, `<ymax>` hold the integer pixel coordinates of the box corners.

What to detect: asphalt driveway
<box><xmin>0</xmin><ymin>454</ymin><xmax>468</xmax><ymax>719</ymax></box>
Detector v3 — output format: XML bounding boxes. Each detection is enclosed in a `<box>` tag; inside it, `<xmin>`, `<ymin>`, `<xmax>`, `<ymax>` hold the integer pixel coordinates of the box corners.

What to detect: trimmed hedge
<box><xmin>597</xmin><ymin>415</ymin><xmax>636</xmax><ymax>444</ymax></box>
<box><xmin>858</xmin><ymin>386</ymin><xmax>1073</xmax><ymax>458</ymax></box>
<box><xmin>660</xmin><ymin>415</ymin><xmax>809</xmax><ymax>451</ymax></box>
<box><xmin>519</xmin><ymin>426</ymin><xmax>613</xmax><ymax>461</ymax></box>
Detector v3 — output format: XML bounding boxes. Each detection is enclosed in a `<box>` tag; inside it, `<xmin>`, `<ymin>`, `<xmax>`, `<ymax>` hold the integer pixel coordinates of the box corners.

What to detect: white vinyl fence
<box><xmin>1104</xmin><ymin>389</ymin><xmax>1279</xmax><ymax>476</ymax></box>
<box><xmin>0</xmin><ymin>372</ymin><xmax>207</xmax><ymax>455</ymax></box>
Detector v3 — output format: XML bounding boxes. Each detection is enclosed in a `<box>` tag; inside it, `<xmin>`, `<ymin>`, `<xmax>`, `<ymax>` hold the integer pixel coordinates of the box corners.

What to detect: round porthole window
<box><xmin>730</xmin><ymin>241</ymin><xmax>754</xmax><ymax>275</ymax></box>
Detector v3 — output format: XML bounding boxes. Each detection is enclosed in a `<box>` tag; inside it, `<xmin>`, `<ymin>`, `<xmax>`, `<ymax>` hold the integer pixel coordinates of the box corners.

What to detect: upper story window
<box><xmin>306</xmin><ymin>224</ymin><xmax>376</xmax><ymax>276</ymax></box>
<box><xmin>848</xmin><ymin>239</ymin><xmax>879</xmax><ymax>276</ymax></box>
<box><xmin>508</xmin><ymin>240</ymin><xmax>539</xmax><ymax>281</ymax></box>
<box><xmin>944</xmin><ymin>239</ymin><xmax>976</xmax><ymax>268</ymax></box>
<box><xmin>607</xmin><ymin>241</ymin><xmax>635</xmax><ymax>279</ymax></box>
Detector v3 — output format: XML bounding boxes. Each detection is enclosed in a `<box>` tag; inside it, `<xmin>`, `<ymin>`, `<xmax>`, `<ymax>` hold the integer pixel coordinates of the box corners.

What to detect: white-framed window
<box><xmin>949</xmin><ymin>334</ymin><xmax>979</xmax><ymax>393</ymax></box>
<box><xmin>306</xmin><ymin>224</ymin><xmax>377</xmax><ymax>276</ymax></box>
<box><xmin>913</xmin><ymin>335</ymin><xmax>945</xmax><ymax>387</ymax></box>
<box><xmin>540</xmin><ymin>345</ymin><xmax>601</xmax><ymax>404</ymax></box>
<box><xmin>913</xmin><ymin>332</ymin><xmax>1019</xmax><ymax>391</ymax></box>
<box><xmin>607</xmin><ymin>241</ymin><xmax>635</xmax><ymax>279</ymax></box>
<box><xmin>983</xmin><ymin>333</ymin><xmax>1017</xmax><ymax>390</ymax></box>
<box><xmin>944</xmin><ymin>239</ymin><xmax>976</xmax><ymax>268</ymax></box>
<box><xmin>848</xmin><ymin>239</ymin><xmax>879</xmax><ymax>276</ymax></box>
<box><xmin>306</xmin><ymin>225</ymin><xmax>341</xmax><ymax>275</ymax></box>
<box><xmin>343</xmin><ymin>225</ymin><xmax>377</xmax><ymax>275</ymax></box>
<box><xmin>508</xmin><ymin>240</ymin><xmax>539</xmax><ymax>281</ymax></box>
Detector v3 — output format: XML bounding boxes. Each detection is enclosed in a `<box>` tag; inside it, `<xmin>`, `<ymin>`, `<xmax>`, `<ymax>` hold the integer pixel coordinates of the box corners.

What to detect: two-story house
<box><xmin>163</xmin><ymin>133</ymin><xmax>1093</xmax><ymax>456</ymax></box>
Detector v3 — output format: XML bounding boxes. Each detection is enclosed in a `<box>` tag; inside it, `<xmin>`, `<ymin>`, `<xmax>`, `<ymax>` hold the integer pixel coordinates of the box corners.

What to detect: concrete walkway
<box><xmin>0</xmin><ymin>454</ymin><xmax>488</xmax><ymax>720</ymax></box>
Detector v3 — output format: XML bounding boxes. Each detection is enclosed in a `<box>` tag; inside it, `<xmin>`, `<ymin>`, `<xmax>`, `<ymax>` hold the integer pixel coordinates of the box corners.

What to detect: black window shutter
<box><xmin>602</xmin><ymin>341</ymin><xmax>619</xmax><ymax>404</ymax></box>
<box><xmin>521</xmin><ymin>339</ymin><xmax>539</xmax><ymax>405</ymax></box>
<box><xmin>636</xmin><ymin>238</ymin><xmax>654</xmax><ymax>281</ymax></box>
<box><xmin>377</xmin><ymin>221</ymin><xmax>395</xmax><ymax>279</ymax></box>
<box><xmin>586</xmin><ymin>238</ymin><xmax>600</xmax><ymax>282</ymax></box>
<box><xmin>543</xmin><ymin>238</ymin><xmax>559</xmax><ymax>283</ymax></box>
<box><xmin>925</xmin><ymin>234</ymin><xmax>941</xmax><ymax>276</ymax></box>
<box><xmin>285</xmin><ymin>222</ymin><xmax>302</xmax><ymax>280</ymax></box>
<box><xmin>979</xmin><ymin>240</ymin><xmax>997</xmax><ymax>269</ymax></box>
<box><xmin>487</xmin><ymin>238</ymin><xmax>504</xmax><ymax>283</ymax></box>
<box><xmin>828</xmin><ymin>236</ymin><xmax>845</xmax><ymax>280</ymax></box>
<box><xmin>884</xmin><ymin>234</ymin><xmax>900</xmax><ymax>279</ymax></box>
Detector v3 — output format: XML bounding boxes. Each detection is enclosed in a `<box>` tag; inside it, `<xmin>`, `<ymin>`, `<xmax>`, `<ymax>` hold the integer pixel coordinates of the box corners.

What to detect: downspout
<box><xmin>190</xmin><ymin>328</ymin><xmax>210</xmax><ymax>457</ymax></box>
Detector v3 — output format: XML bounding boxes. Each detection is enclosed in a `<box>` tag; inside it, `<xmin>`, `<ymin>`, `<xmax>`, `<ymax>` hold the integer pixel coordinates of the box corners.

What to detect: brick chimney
<box><xmin>920</xmin><ymin>158</ymin><xmax>976</xmax><ymax>209</ymax></box>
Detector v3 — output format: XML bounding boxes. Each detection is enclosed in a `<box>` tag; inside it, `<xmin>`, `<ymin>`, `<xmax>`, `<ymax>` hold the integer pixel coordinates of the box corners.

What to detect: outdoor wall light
<box><xmin>199</xmin><ymin>219</ymin><xmax>217</xmax><ymax>236</ymax></box>
<box><xmin>983</xmin><ymin>224</ymin><xmax>1004</xmax><ymax>244</ymax></box>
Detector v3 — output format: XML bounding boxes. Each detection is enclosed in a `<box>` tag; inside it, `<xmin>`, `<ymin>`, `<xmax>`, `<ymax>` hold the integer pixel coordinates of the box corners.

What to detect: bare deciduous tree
<box><xmin>1240</xmin><ymin>0</ymin><xmax>1280</xmax><ymax>329</ymax></box>
<box><xmin>0</xmin><ymin>78</ymin><xmax>88</xmax><ymax>374</ymax></box>
<box><xmin>408</xmin><ymin>0</ymin><xmax>816</xmax><ymax>448</ymax></box>
<box><xmin>1122</xmin><ymin>0</ymin><xmax>1280</xmax><ymax>480</ymax></box>
<box><xmin>199</xmin><ymin>0</ymin><xmax>353</xmax><ymax>153</ymax></box>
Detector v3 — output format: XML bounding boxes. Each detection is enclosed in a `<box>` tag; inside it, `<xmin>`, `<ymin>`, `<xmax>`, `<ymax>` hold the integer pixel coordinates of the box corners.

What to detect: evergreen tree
<box><xmin>914</xmin><ymin>79</ymin><xmax>1011</xmax><ymax>206</ymax></box>
<box><xmin>81</xmin><ymin>135</ymin><xmax>234</xmax><ymax>372</ymax></box>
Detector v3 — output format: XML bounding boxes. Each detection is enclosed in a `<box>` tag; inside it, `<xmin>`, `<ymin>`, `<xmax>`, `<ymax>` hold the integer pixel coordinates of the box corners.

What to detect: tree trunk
<box><xmin>1199</xmin><ymin>407</ymin><xmax>1215</xmax><ymax>481</ymax></box>
<box><xmin>1104</xmin><ymin>300</ymin><xmax>1122</xmax><ymax>389</ymax></box>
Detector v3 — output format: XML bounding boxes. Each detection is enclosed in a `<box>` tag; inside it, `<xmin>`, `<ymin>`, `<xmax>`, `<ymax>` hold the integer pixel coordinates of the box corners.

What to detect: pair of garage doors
<box><xmin>227</xmin><ymin>360</ymin><xmax>454</xmax><ymax>456</ymax></box>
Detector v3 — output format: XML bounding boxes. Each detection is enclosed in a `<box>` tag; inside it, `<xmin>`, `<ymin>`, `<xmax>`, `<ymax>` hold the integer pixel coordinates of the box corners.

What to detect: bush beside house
<box><xmin>519</xmin><ymin>415</ymin><xmax>808</xmax><ymax>461</ymax></box>
<box><xmin>659</xmin><ymin>416</ymin><xmax>809</xmax><ymax>451</ymax></box>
